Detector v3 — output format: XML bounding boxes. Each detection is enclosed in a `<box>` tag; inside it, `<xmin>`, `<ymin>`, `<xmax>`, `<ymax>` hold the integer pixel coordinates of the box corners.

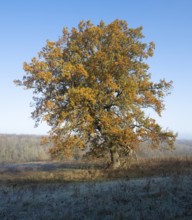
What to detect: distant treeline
<box><xmin>138</xmin><ymin>140</ymin><xmax>192</xmax><ymax>159</ymax></box>
<box><xmin>0</xmin><ymin>134</ymin><xmax>191</xmax><ymax>163</ymax></box>
<box><xmin>0</xmin><ymin>134</ymin><xmax>50</xmax><ymax>163</ymax></box>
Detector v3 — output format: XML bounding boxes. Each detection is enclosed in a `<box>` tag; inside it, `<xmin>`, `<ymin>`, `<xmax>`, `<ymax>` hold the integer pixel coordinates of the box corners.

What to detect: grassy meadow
<box><xmin>0</xmin><ymin>134</ymin><xmax>192</xmax><ymax>219</ymax></box>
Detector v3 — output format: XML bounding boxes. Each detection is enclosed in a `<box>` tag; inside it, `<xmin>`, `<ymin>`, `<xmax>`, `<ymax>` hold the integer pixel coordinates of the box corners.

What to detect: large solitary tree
<box><xmin>15</xmin><ymin>20</ymin><xmax>176</xmax><ymax>168</ymax></box>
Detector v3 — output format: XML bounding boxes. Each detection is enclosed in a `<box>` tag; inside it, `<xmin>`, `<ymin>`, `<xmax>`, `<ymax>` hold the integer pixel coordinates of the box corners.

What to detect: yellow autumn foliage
<box><xmin>15</xmin><ymin>20</ymin><xmax>177</xmax><ymax>163</ymax></box>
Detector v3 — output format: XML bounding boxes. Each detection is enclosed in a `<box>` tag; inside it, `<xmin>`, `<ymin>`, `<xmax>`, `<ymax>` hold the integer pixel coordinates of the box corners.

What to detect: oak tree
<box><xmin>15</xmin><ymin>20</ymin><xmax>176</xmax><ymax>168</ymax></box>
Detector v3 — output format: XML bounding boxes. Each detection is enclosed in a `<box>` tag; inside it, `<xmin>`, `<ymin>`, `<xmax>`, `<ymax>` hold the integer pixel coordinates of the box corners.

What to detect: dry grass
<box><xmin>0</xmin><ymin>173</ymin><xmax>192</xmax><ymax>219</ymax></box>
<box><xmin>0</xmin><ymin>156</ymin><xmax>192</xmax><ymax>219</ymax></box>
<box><xmin>0</xmin><ymin>156</ymin><xmax>192</xmax><ymax>184</ymax></box>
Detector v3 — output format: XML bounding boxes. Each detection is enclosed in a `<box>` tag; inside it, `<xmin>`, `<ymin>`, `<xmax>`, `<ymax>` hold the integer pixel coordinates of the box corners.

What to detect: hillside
<box><xmin>0</xmin><ymin>134</ymin><xmax>192</xmax><ymax>163</ymax></box>
<box><xmin>0</xmin><ymin>134</ymin><xmax>50</xmax><ymax>163</ymax></box>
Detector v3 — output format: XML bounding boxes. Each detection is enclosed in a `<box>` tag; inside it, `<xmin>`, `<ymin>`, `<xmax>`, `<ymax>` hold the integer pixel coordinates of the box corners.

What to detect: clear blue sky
<box><xmin>0</xmin><ymin>0</ymin><xmax>192</xmax><ymax>139</ymax></box>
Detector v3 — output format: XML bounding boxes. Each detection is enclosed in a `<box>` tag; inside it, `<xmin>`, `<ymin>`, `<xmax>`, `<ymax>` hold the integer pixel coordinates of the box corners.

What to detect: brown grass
<box><xmin>0</xmin><ymin>156</ymin><xmax>192</xmax><ymax>184</ymax></box>
<box><xmin>1</xmin><ymin>157</ymin><xmax>192</xmax><ymax>219</ymax></box>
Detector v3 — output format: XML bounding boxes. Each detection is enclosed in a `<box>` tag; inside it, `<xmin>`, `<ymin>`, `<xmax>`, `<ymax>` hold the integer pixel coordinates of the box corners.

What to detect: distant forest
<box><xmin>0</xmin><ymin>134</ymin><xmax>191</xmax><ymax>163</ymax></box>
<box><xmin>0</xmin><ymin>134</ymin><xmax>50</xmax><ymax>163</ymax></box>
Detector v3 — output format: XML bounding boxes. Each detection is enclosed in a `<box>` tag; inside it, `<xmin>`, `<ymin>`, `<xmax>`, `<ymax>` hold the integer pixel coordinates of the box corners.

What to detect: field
<box><xmin>0</xmin><ymin>157</ymin><xmax>192</xmax><ymax>220</ymax></box>
<box><xmin>0</xmin><ymin>136</ymin><xmax>192</xmax><ymax>219</ymax></box>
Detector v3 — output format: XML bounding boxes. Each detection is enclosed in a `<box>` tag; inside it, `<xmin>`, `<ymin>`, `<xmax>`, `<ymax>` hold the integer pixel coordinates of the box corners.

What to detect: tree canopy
<box><xmin>15</xmin><ymin>20</ymin><xmax>177</xmax><ymax>167</ymax></box>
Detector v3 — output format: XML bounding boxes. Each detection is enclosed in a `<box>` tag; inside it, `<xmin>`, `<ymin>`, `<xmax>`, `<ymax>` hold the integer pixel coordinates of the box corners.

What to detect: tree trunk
<box><xmin>110</xmin><ymin>148</ymin><xmax>121</xmax><ymax>169</ymax></box>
